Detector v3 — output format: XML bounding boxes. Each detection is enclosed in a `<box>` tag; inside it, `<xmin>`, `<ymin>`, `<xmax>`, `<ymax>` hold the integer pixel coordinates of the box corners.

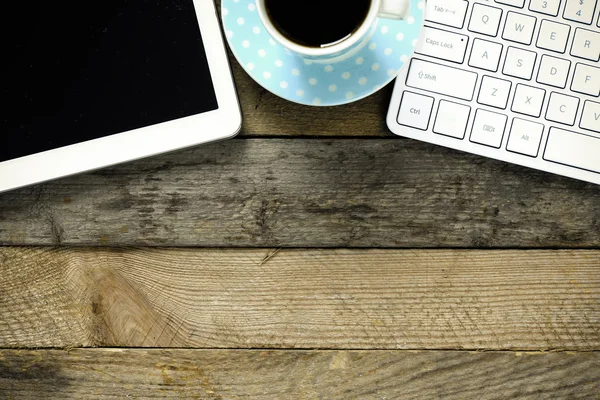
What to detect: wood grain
<box><xmin>1</xmin><ymin>349</ymin><xmax>599</xmax><ymax>399</ymax></box>
<box><xmin>1</xmin><ymin>140</ymin><xmax>599</xmax><ymax>247</ymax></box>
<box><xmin>1</xmin><ymin>247</ymin><xmax>598</xmax><ymax>350</ymax></box>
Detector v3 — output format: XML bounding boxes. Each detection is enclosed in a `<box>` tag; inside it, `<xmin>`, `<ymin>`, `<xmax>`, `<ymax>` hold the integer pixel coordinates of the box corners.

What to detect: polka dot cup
<box><xmin>222</xmin><ymin>0</ymin><xmax>425</xmax><ymax>106</ymax></box>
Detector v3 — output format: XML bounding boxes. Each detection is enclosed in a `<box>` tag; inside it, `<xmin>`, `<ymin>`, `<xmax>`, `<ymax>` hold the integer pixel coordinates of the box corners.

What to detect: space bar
<box><xmin>543</xmin><ymin>128</ymin><xmax>600</xmax><ymax>174</ymax></box>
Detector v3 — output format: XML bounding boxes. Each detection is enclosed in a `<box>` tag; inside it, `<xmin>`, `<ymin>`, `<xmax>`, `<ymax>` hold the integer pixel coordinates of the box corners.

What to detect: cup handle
<box><xmin>378</xmin><ymin>0</ymin><xmax>410</xmax><ymax>20</ymax></box>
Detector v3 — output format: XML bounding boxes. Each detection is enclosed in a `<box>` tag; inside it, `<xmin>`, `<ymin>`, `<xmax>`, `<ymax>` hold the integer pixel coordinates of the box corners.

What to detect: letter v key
<box><xmin>580</xmin><ymin>101</ymin><xmax>600</xmax><ymax>133</ymax></box>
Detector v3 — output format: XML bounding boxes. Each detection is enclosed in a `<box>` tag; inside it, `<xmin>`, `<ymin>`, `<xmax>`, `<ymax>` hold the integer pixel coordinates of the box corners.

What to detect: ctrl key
<box><xmin>397</xmin><ymin>91</ymin><xmax>434</xmax><ymax>130</ymax></box>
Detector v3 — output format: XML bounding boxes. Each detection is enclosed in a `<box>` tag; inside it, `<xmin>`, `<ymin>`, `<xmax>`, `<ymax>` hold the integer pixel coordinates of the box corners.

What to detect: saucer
<box><xmin>222</xmin><ymin>0</ymin><xmax>425</xmax><ymax>106</ymax></box>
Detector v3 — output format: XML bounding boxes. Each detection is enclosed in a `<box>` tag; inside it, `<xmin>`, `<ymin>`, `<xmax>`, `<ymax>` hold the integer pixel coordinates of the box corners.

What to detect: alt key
<box><xmin>507</xmin><ymin>118</ymin><xmax>544</xmax><ymax>157</ymax></box>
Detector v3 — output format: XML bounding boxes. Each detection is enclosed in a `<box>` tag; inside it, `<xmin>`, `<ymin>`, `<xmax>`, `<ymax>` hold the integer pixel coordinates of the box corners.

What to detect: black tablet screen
<box><xmin>1</xmin><ymin>0</ymin><xmax>219</xmax><ymax>162</ymax></box>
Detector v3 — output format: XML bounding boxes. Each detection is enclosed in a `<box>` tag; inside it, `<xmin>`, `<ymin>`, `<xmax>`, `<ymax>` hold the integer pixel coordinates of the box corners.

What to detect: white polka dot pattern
<box><xmin>222</xmin><ymin>0</ymin><xmax>424</xmax><ymax>106</ymax></box>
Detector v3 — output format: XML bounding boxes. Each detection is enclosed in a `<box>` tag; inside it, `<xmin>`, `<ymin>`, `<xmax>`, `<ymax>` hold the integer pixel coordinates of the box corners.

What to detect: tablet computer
<box><xmin>0</xmin><ymin>0</ymin><xmax>241</xmax><ymax>193</ymax></box>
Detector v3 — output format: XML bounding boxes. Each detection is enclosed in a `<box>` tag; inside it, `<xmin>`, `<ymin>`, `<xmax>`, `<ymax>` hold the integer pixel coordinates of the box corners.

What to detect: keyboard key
<box><xmin>397</xmin><ymin>91</ymin><xmax>434</xmax><ymax>130</ymax></box>
<box><xmin>468</xmin><ymin>39</ymin><xmax>503</xmax><ymax>71</ymax></box>
<box><xmin>470</xmin><ymin>109</ymin><xmax>508</xmax><ymax>148</ymax></box>
<box><xmin>433</xmin><ymin>100</ymin><xmax>471</xmax><ymax>139</ymax></box>
<box><xmin>425</xmin><ymin>0</ymin><xmax>469</xmax><ymax>28</ymax></box>
<box><xmin>536</xmin><ymin>20</ymin><xmax>570</xmax><ymax>53</ymax></box>
<box><xmin>469</xmin><ymin>3</ymin><xmax>503</xmax><ymax>36</ymax></box>
<box><xmin>529</xmin><ymin>0</ymin><xmax>561</xmax><ymax>16</ymax></box>
<box><xmin>415</xmin><ymin>26</ymin><xmax>469</xmax><ymax>64</ymax></box>
<box><xmin>495</xmin><ymin>0</ymin><xmax>525</xmax><ymax>7</ymax></box>
<box><xmin>502</xmin><ymin>47</ymin><xmax>537</xmax><ymax>80</ymax></box>
<box><xmin>545</xmin><ymin>92</ymin><xmax>580</xmax><ymax>125</ymax></box>
<box><xmin>544</xmin><ymin>128</ymin><xmax>600</xmax><ymax>173</ymax></box>
<box><xmin>570</xmin><ymin>28</ymin><xmax>600</xmax><ymax>61</ymax></box>
<box><xmin>571</xmin><ymin>63</ymin><xmax>600</xmax><ymax>97</ymax></box>
<box><xmin>580</xmin><ymin>100</ymin><xmax>600</xmax><ymax>133</ymax></box>
<box><xmin>405</xmin><ymin>59</ymin><xmax>478</xmax><ymax>101</ymax></box>
<box><xmin>502</xmin><ymin>12</ymin><xmax>537</xmax><ymax>45</ymax></box>
<box><xmin>536</xmin><ymin>55</ymin><xmax>571</xmax><ymax>88</ymax></box>
<box><xmin>563</xmin><ymin>0</ymin><xmax>597</xmax><ymax>24</ymax></box>
<box><xmin>478</xmin><ymin>76</ymin><xmax>512</xmax><ymax>109</ymax></box>
<box><xmin>512</xmin><ymin>84</ymin><xmax>546</xmax><ymax>117</ymax></box>
<box><xmin>507</xmin><ymin>118</ymin><xmax>544</xmax><ymax>157</ymax></box>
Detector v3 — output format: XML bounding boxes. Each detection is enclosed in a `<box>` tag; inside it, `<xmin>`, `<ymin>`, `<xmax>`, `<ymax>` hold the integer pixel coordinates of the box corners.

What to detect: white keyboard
<box><xmin>386</xmin><ymin>0</ymin><xmax>600</xmax><ymax>185</ymax></box>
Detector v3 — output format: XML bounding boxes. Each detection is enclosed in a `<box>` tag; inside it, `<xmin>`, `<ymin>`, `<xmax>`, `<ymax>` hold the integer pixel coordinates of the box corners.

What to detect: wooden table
<box><xmin>1</xmin><ymin>44</ymin><xmax>600</xmax><ymax>398</ymax></box>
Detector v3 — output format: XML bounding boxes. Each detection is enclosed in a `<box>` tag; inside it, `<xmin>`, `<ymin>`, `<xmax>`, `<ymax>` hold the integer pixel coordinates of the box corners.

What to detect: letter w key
<box><xmin>502</xmin><ymin>12</ymin><xmax>537</xmax><ymax>45</ymax></box>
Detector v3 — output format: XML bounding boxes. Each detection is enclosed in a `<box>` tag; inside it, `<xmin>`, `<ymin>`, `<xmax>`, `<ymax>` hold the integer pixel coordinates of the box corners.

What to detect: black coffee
<box><xmin>265</xmin><ymin>0</ymin><xmax>371</xmax><ymax>48</ymax></box>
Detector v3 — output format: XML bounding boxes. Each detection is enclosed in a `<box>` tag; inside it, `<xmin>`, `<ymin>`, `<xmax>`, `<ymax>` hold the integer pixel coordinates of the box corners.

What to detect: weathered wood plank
<box><xmin>1</xmin><ymin>349</ymin><xmax>598</xmax><ymax>399</ymax></box>
<box><xmin>1</xmin><ymin>247</ymin><xmax>598</xmax><ymax>349</ymax></box>
<box><xmin>1</xmin><ymin>140</ymin><xmax>598</xmax><ymax>247</ymax></box>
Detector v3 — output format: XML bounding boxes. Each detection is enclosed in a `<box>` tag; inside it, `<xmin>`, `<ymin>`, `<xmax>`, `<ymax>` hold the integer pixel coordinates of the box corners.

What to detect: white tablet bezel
<box><xmin>0</xmin><ymin>0</ymin><xmax>241</xmax><ymax>193</ymax></box>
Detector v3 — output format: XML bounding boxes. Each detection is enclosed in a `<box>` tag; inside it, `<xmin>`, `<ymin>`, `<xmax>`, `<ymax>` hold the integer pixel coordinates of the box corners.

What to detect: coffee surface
<box><xmin>265</xmin><ymin>0</ymin><xmax>371</xmax><ymax>47</ymax></box>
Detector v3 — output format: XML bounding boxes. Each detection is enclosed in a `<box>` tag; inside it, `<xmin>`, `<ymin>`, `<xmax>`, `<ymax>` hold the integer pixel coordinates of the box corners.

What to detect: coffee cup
<box><xmin>222</xmin><ymin>0</ymin><xmax>423</xmax><ymax>106</ymax></box>
<box><xmin>256</xmin><ymin>0</ymin><xmax>411</xmax><ymax>63</ymax></box>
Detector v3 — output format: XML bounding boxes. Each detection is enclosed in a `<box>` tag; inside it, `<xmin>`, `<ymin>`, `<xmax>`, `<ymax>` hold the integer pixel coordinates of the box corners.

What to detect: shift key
<box><xmin>406</xmin><ymin>58</ymin><xmax>478</xmax><ymax>101</ymax></box>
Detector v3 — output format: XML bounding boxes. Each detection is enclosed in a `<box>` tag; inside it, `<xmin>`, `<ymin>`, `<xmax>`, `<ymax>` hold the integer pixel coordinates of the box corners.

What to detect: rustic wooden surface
<box><xmin>1</xmin><ymin>349</ymin><xmax>599</xmax><ymax>399</ymax></box>
<box><xmin>1</xmin><ymin>247</ymin><xmax>599</xmax><ymax>350</ymax></box>
<box><xmin>1</xmin><ymin>17</ymin><xmax>600</xmax><ymax>397</ymax></box>
<box><xmin>1</xmin><ymin>140</ymin><xmax>599</xmax><ymax>247</ymax></box>
<box><xmin>230</xmin><ymin>59</ymin><xmax>394</xmax><ymax>137</ymax></box>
